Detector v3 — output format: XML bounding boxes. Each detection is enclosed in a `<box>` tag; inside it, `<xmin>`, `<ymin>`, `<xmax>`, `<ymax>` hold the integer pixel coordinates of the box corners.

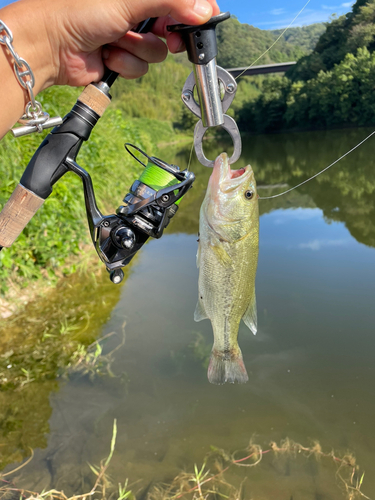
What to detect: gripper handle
<box><xmin>0</xmin><ymin>184</ymin><xmax>44</xmax><ymax>247</ymax></box>
<box><xmin>0</xmin><ymin>84</ymin><xmax>111</xmax><ymax>249</ymax></box>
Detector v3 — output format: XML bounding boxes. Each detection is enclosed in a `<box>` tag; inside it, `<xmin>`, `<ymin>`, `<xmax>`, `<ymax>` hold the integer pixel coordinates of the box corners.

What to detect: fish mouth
<box><xmin>210</xmin><ymin>153</ymin><xmax>255</xmax><ymax>196</ymax></box>
<box><xmin>229</xmin><ymin>167</ymin><xmax>246</xmax><ymax>179</ymax></box>
<box><xmin>216</xmin><ymin>153</ymin><xmax>252</xmax><ymax>180</ymax></box>
<box><xmin>216</xmin><ymin>153</ymin><xmax>254</xmax><ymax>186</ymax></box>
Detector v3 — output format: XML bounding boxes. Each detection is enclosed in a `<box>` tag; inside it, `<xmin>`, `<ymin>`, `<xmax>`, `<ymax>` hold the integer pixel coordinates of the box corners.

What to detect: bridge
<box><xmin>227</xmin><ymin>61</ymin><xmax>296</xmax><ymax>78</ymax></box>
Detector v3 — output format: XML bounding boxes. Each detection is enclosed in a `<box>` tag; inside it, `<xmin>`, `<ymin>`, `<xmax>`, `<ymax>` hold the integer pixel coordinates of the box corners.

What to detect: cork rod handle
<box><xmin>78</xmin><ymin>85</ymin><xmax>111</xmax><ymax>117</ymax></box>
<box><xmin>0</xmin><ymin>184</ymin><xmax>44</xmax><ymax>248</ymax></box>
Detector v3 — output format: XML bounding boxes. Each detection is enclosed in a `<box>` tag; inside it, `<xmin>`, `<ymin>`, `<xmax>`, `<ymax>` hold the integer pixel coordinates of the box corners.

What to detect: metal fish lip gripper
<box><xmin>168</xmin><ymin>12</ymin><xmax>242</xmax><ymax>168</ymax></box>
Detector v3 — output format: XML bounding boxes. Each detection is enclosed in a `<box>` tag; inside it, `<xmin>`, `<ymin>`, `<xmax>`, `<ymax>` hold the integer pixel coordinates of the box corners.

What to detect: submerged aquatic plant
<box><xmin>0</xmin><ymin>265</ymin><xmax>131</xmax><ymax>471</ymax></box>
<box><xmin>147</xmin><ymin>438</ymin><xmax>372</xmax><ymax>500</ymax></box>
<box><xmin>0</xmin><ymin>263</ymin><xmax>126</xmax><ymax>390</ymax></box>
<box><xmin>0</xmin><ymin>420</ymin><xmax>135</xmax><ymax>500</ymax></box>
<box><xmin>0</xmin><ymin>431</ymin><xmax>371</xmax><ymax>500</ymax></box>
<box><xmin>66</xmin><ymin>323</ymin><xmax>126</xmax><ymax>381</ymax></box>
<box><xmin>189</xmin><ymin>332</ymin><xmax>211</xmax><ymax>370</ymax></box>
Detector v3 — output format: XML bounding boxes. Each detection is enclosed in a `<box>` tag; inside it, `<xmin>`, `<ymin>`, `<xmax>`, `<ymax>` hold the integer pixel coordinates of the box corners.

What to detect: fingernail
<box><xmin>102</xmin><ymin>48</ymin><xmax>110</xmax><ymax>60</ymax></box>
<box><xmin>194</xmin><ymin>0</ymin><xmax>212</xmax><ymax>19</ymax></box>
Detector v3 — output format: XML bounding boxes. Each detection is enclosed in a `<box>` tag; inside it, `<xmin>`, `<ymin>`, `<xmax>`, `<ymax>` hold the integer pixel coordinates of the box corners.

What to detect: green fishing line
<box><xmin>139</xmin><ymin>162</ymin><xmax>183</xmax><ymax>205</ymax></box>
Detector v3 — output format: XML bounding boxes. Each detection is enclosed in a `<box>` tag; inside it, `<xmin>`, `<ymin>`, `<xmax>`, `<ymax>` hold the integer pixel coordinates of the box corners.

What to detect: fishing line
<box><xmin>235</xmin><ymin>0</ymin><xmax>312</xmax><ymax>81</ymax></box>
<box><xmin>258</xmin><ymin>130</ymin><xmax>375</xmax><ymax>200</ymax></box>
<box><xmin>187</xmin><ymin>128</ymin><xmax>196</xmax><ymax>171</ymax></box>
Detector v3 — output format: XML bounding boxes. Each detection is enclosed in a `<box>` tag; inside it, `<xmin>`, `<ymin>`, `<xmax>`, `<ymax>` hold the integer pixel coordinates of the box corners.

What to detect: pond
<box><xmin>1</xmin><ymin>127</ymin><xmax>375</xmax><ymax>499</ymax></box>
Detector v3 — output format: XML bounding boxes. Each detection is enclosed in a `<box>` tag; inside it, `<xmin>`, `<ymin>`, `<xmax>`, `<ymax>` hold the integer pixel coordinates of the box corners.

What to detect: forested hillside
<box><xmin>215</xmin><ymin>16</ymin><xmax>310</xmax><ymax>68</ymax></box>
<box><xmin>270</xmin><ymin>24</ymin><xmax>326</xmax><ymax>53</ymax></box>
<box><xmin>238</xmin><ymin>0</ymin><xmax>375</xmax><ymax>132</ymax></box>
<box><xmin>287</xmin><ymin>0</ymin><xmax>374</xmax><ymax>81</ymax></box>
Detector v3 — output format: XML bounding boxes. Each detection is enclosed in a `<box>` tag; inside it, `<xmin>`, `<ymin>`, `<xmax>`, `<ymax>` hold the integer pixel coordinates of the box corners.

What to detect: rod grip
<box><xmin>0</xmin><ymin>184</ymin><xmax>44</xmax><ymax>248</ymax></box>
<box><xmin>77</xmin><ymin>85</ymin><xmax>111</xmax><ymax>117</ymax></box>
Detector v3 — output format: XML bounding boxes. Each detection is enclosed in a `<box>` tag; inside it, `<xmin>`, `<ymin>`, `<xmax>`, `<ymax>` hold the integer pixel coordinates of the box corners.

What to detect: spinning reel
<box><xmin>69</xmin><ymin>144</ymin><xmax>194</xmax><ymax>284</ymax></box>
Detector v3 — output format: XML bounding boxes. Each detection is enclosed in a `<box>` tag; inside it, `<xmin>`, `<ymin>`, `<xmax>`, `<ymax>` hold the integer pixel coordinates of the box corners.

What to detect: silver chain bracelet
<box><xmin>0</xmin><ymin>19</ymin><xmax>62</xmax><ymax>137</ymax></box>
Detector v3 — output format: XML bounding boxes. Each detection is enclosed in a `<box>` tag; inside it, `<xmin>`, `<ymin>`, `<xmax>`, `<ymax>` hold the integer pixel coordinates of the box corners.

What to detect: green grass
<box><xmin>0</xmin><ymin>85</ymin><xmax>177</xmax><ymax>295</ymax></box>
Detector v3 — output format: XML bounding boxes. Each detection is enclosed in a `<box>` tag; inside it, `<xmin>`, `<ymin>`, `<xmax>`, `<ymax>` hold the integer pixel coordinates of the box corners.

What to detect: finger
<box><xmin>151</xmin><ymin>15</ymin><xmax>176</xmax><ymax>39</ymax></box>
<box><xmin>110</xmin><ymin>32</ymin><xmax>168</xmax><ymax>64</ymax></box>
<box><xmin>167</xmin><ymin>32</ymin><xmax>186</xmax><ymax>53</ymax></box>
<box><xmin>118</xmin><ymin>0</ymin><xmax>215</xmax><ymax>28</ymax></box>
<box><xmin>151</xmin><ymin>0</ymin><xmax>220</xmax><ymax>54</ymax></box>
<box><xmin>151</xmin><ymin>16</ymin><xmax>185</xmax><ymax>53</ymax></box>
<box><xmin>151</xmin><ymin>3</ymin><xmax>220</xmax><ymax>41</ymax></box>
<box><xmin>102</xmin><ymin>47</ymin><xmax>148</xmax><ymax>79</ymax></box>
<box><xmin>207</xmin><ymin>0</ymin><xmax>220</xmax><ymax>16</ymax></box>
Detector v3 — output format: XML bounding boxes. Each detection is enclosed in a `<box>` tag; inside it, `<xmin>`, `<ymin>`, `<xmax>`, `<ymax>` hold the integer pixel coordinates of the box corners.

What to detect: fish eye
<box><xmin>245</xmin><ymin>190</ymin><xmax>254</xmax><ymax>200</ymax></box>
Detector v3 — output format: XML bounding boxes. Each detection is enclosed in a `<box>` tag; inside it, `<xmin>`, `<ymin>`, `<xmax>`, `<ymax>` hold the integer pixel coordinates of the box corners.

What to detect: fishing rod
<box><xmin>0</xmin><ymin>18</ymin><xmax>196</xmax><ymax>284</ymax></box>
<box><xmin>0</xmin><ymin>12</ymin><xmax>241</xmax><ymax>284</ymax></box>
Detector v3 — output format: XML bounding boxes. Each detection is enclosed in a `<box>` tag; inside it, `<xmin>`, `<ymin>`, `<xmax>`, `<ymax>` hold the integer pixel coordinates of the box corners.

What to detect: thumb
<box><xmin>119</xmin><ymin>0</ymin><xmax>215</xmax><ymax>27</ymax></box>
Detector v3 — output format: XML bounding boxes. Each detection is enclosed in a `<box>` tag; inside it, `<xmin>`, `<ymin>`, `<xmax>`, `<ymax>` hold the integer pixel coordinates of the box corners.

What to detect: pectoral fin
<box><xmin>210</xmin><ymin>234</ymin><xmax>231</xmax><ymax>267</ymax></box>
<box><xmin>194</xmin><ymin>298</ymin><xmax>208</xmax><ymax>322</ymax></box>
<box><xmin>196</xmin><ymin>234</ymin><xmax>201</xmax><ymax>268</ymax></box>
<box><xmin>242</xmin><ymin>294</ymin><xmax>257</xmax><ymax>335</ymax></box>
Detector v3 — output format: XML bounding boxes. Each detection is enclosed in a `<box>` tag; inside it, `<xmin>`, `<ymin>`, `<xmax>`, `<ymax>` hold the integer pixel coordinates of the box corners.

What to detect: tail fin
<box><xmin>207</xmin><ymin>351</ymin><xmax>248</xmax><ymax>385</ymax></box>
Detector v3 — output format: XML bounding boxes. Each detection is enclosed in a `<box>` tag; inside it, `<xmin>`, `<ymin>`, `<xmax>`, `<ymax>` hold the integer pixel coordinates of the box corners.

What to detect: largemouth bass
<box><xmin>195</xmin><ymin>153</ymin><xmax>259</xmax><ymax>385</ymax></box>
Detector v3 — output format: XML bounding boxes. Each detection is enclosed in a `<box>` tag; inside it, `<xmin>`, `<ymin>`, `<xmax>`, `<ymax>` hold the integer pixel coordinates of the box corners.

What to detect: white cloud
<box><xmin>270</xmin><ymin>8</ymin><xmax>286</xmax><ymax>15</ymax></box>
<box><xmin>256</xmin><ymin>5</ymin><xmax>350</xmax><ymax>28</ymax></box>
<box><xmin>298</xmin><ymin>239</ymin><xmax>348</xmax><ymax>251</ymax></box>
<box><xmin>268</xmin><ymin>208</ymin><xmax>322</xmax><ymax>225</ymax></box>
<box><xmin>341</xmin><ymin>1</ymin><xmax>353</xmax><ymax>7</ymax></box>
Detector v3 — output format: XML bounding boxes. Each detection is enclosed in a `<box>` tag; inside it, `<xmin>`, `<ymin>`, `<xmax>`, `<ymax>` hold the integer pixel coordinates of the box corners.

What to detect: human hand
<box><xmin>1</xmin><ymin>0</ymin><xmax>220</xmax><ymax>91</ymax></box>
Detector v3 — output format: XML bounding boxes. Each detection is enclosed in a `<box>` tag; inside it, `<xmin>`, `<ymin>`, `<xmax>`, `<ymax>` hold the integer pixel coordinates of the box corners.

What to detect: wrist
<box><xmin>0</xmin><ymin>0</ymin><xmax>58</xmax><ymax>95</ymax></box>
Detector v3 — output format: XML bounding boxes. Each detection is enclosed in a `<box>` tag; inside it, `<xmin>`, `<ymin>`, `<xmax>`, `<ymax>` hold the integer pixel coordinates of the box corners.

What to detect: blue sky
<box><xmin>218</xmin><ymin>0</ymin><xmax>355</xmax><ymax>29</ymax></box>
<box><xmin>0</xmin><ymin>0</ymin><xmax>355</xmax><ymax>29</ymax></box>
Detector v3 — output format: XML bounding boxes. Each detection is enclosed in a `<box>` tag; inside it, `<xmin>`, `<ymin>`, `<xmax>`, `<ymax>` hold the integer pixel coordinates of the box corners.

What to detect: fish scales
<box><xmin>195</xmin><ymin>153</ymin><xmax>259</xmax><ymax>385</ymax></box>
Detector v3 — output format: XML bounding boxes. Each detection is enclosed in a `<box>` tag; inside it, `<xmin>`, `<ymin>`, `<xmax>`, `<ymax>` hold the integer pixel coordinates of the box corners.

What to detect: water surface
<box><xmin>2</xmin><ymin>128</ymin><xmax>375</xmax><ymax>499</ymax></box>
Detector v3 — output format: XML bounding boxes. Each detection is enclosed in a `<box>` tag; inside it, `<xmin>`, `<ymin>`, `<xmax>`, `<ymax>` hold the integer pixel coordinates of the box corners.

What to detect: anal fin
<box><xmin>242</xmin><ymin>293</ymin><xmax>257</xmax><ymax>335</ymax></box>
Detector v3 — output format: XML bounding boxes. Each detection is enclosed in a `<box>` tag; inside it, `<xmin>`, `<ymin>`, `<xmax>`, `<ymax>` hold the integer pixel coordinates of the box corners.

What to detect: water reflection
<box><xmin>1</xmin><ymin>128</ymin><xmax>375</xmax><ymax>499</ymax></box>
<box><xmin>162</xmin><ymin>127</ymin><xmax>375</xmax><ymax>248</ymax></box>
<box><xmin>0</xmin><ymin>263</ymin><xmax>126</xmax><ymax>470</ymax></box>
